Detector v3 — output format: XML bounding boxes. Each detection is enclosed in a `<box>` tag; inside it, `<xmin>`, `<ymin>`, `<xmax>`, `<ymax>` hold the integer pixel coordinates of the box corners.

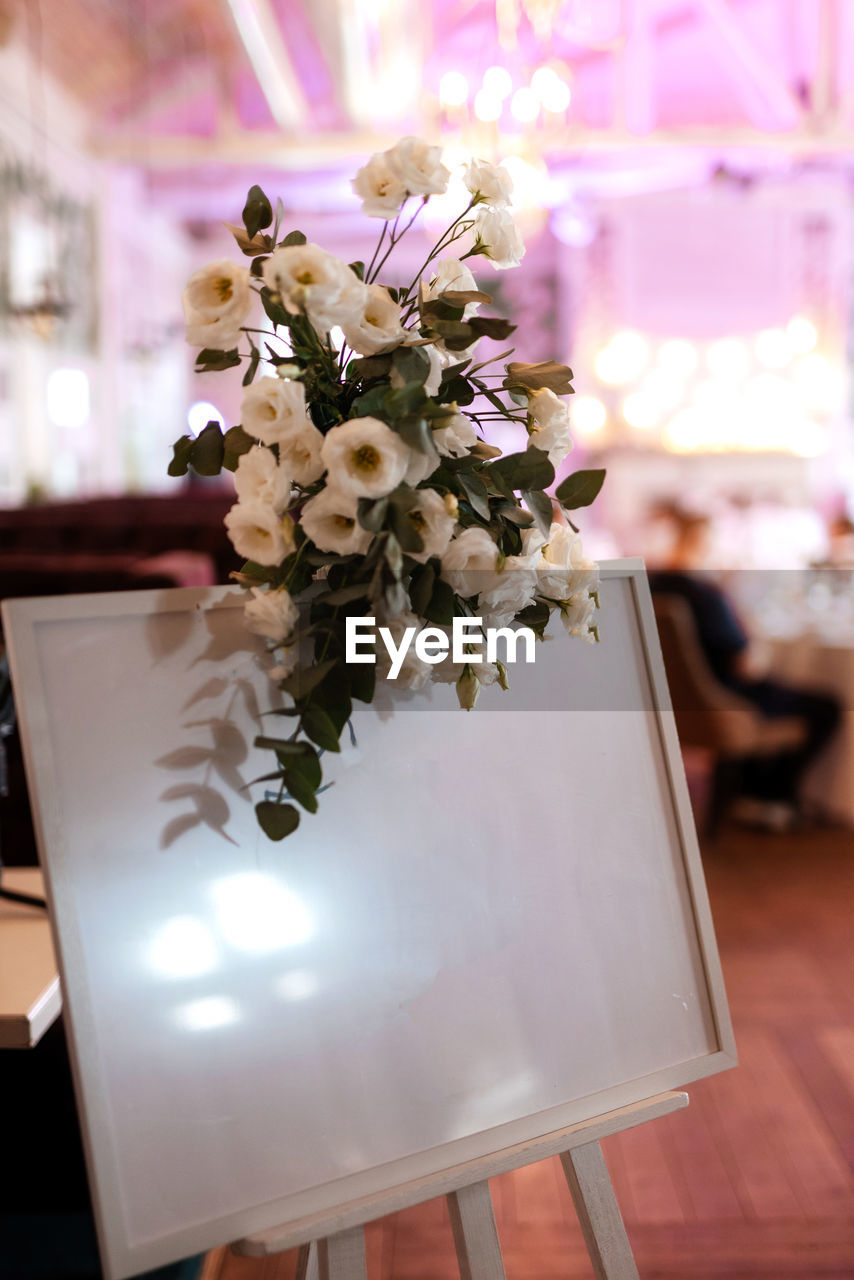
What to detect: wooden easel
<box><xmin>233</xmin><ymin>1090</ymin><xmax>688</xmax><ymax>1280</ymax></box>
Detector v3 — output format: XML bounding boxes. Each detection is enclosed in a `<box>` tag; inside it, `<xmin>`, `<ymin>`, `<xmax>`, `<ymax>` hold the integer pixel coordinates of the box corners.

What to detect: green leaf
<box><xmin>384</xmin><ymin>382</ymin><xmax>428</xmax><ymax>419</ymax></box>
<box><xmin>243</xmin><ymin>184</ymin><xmax>273</xmax><ymax>239</ymax></box>
<box><xmin>458</xmin><ymin>471</ymin><xmax>490</xmax><ymax>521</ymax></box>
<box><xmin>516</xmin><ymin>600</ymin><xmax>551</xmax><ymax>632</ymax></box>
<box><xmin>391</xmin><ymin>503</ymin><xmax>424</xmax><ymax>554</ymax></box>
<box><xmin>283</xmin><ymin>767</ymin><xmax>319</xmax><ymax>813</ymax></box>
<box><xmin>254</xmin><ymin>735</ymin><xmax>308</xmax><ymax>755</ymax></box>
<box><xmin>168</xmin><ymin>435</ymin><xmax>194</xmax><ymax>477</ymax></box>
<box><xmin>489</xmin><ymin>447</ymin><xmax>554</xmax><ymax>494</ymax></box>
<box><xmin>350</xmin><ymin>386</ymin><xmax>388</xmax><ymax>419</ymax></box>
<box><xmin>321</xmin><ymin>582</ymin><xmax>371</xmax><ymax>605</ymax></box>
<box><xmin>497</xmin><ymin>502</ymin><xmax>534</xmax><ymax>527</ymax></box>
<box><xmin>255</xmin><ymin>801</ymin><xmax>300</xmax><ymax>841</ymax></box>
<box><xmin>438</xmin><ymin>374</ymin><xmax>475</xmax><ymax>406</ymax></box>
<box><xmin>241</xmin><ymin>345</ymin><xmax>261</xmax><ymax>387</ymax></box>
<box><xmin>349</xmin><ymin>259</ymin><xmax>366</xmax><ymax>280</ymax></box>
<box><xmin>395</xmin><ymin>414</ymin><xmax>435</xmax><ymax>455</ymax></box>
<box><xmin>409</xmin><ymin>561</ymin><xmax>436</xmax><ymax>615</ymax></box>
<box><xmin>357</xmin><ymin>496</ymin><xmax>389</xmax><ymax>533</ymax></box>
<box><xmin>424</xmin><ymin>577</ymin><xmax>456</xmax><ymax>624</ymax></box>
<box><xmin>347</xmin><ymin>354</ymin><xmax>393</xmax><ymax>382</ymax></box>
<box><xmin>503</xmin><ymin>360</ymin><xmax>574</xmax><ymax>395</ymax></box>
<box><xmin>284</xmin><ymin>744</ymin><xmax>321</xmax><ymax>790</ymax></box>
<box><xmin>223</xmin><ymin>425</ymin><xmax>255</xmax><ymax>471</ymax></box>
<box><xmin>391</xmin><ymin>345</ymin><xmax>431</xmax><ymax>385</ymax></box>
<box><xmin>432</xmin><ymin>319</ymin><xmax>474</xmax><ymax>352</ymax></box>
<box><xmin>195</xmin><ymin>347</ymin><xmax>241</xmax><ymax>372</ymax></box>
<box><xmin>348</xmin><ymin>661</ymin><xmax>375</xmax><ymax>704</ymax></box>
<box><xmin>280</xmin><ymin>229</ymin><xmax>307</xmax><ymax>247</ymax></box>
<box><xmin>302</xmin><ymin>705</ymin><xmax>342</xmax><ymax>753</ymax></box>
<box><xmin>555</xmin><ymin>468</ymin><xmax>606</xmax><ymax>510</ymax></box>
<box><xmin>190</xmin><ymin>422</ymin><xmax>225</xmax><ymax>476</ymax></box>
<box><xmin>278</xmin><ymin>658</ymin><xmax>337</xmax><ymax>699</ymax></box>
<box><xmin>260</xmin><ymin>287</ymin><xmax>292</xmax><ymax>327</ymax></box>
<box><xmin>521</xmin><ymin>488</ymin><xmax>553</xmax><ymax>538</ymax></box>
<box><xmin>468</xmin><ymin>316</ymin><xmax>516</xmax><ymax>341</ymax></box>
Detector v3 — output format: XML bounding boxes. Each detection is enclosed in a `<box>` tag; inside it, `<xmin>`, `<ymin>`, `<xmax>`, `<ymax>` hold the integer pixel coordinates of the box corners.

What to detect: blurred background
<box><xmin>1</xmin><ymin>0</ymin><xmax>854</xmax><ymax>570</ymax></box>
<box><xmin>3</xmin><ymin>4</ymin><xmax>854</xmax><ymax>1279</ymax></box>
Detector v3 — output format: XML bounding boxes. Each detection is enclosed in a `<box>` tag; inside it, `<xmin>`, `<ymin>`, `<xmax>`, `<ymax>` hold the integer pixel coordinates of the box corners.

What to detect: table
<box><xmin>0</xmin><ymin>868</ymin><xmax>61</xmax><ymax>1048</ymax></box>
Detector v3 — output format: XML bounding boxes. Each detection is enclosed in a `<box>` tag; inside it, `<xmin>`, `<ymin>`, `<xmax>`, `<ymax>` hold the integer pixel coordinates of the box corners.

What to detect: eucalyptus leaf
<box><xmin>459</xmin><ymin>471</ymin><xmax>490</xmax><ymax>521</ymax></box>
<box><xmin>167</xmin><ymin>435</ymin><xmax>194</xmax><ymax>477</ymax></box>
<box><xmin>521</xmin><ymin>488</ymin><xmax>553</xmax><ymax>538</ymax></box>
<box><xmin>279</xmin><ymin>229</ymin><xmax>307</xmax><ymax>247</ymax></box>
<box><xmin>241</xmin><ymin>345</ymin><xmax>261</xmax><ymax>387</ymax></box>
<box><xmin>278</xmin><ymin>658</ymin><xmax>337</xmax><ymax>699</ymax></box>
<box><xmin>283</xmin><ymin>768</ymin><xmax>319</xmax><ymax>813</ymax></box>
<box><xmin>302</xmin><ymin>705</ymin><xmax>342</xmax><ymax>752</ymax></box>
<box><xmin>195</xmin><ymin>347</ymin><xmax>241</xmax><ymax>373</ymax></box>
<box><xmin>190</xmin><ymin>422</ymin><xmax>225</xmax><ymax>476</ymax></box>
<box><xmin>242</xmin><ymin>184</ymin><xmax>273</xmax><ymax>239</ymax></box>
<box><xmin>555</xmin><ymin>468</ymin><xmax>606</xmax><ymax>510</ymax></box>
<box><xmin>503</xmin><ymin>360</ymin><xmax>574</xmax><ymax>395</ymax></box>
<box><xmin>255</xmin><ymin>801</ymin><xmax>300</xmax><ymax>841</ymax></box>
<box><xmin>223</xmin><ymin>425</ymin><xmax>255</xmax><ymax>471</ymax></box>
<box><xmin>488</xmin><ymin>447</ymin><xmax>554</xmax><ymax>493</ymax></box>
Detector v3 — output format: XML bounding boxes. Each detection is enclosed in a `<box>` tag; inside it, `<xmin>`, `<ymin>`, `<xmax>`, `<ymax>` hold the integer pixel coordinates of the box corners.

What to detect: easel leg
<box><xmin>560</xmin><ymin>1141</ymin><xmax>639</xmax><ymax>1280</ymax></box>
<box><xmin>295</xmin><ymin>1241</ymin><xmax>319</xmax><ymax>1280</ymax></box>
<box><xmin>446</xmin><ymin>1180</ymin><xmax>507</xmax><ymax>1280</ymax></box>
<box><xmin>316</xmin><ymin>1227</ymin><xmax>367</xmax><ymax>1280</ymax></box>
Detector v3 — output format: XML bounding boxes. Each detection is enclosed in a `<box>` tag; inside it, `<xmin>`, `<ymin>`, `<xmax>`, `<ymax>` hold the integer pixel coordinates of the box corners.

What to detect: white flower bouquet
<box><xmin>170</xmin><ymin>136</ymin><xmax>605</xmax><ymax>841</ymax></box>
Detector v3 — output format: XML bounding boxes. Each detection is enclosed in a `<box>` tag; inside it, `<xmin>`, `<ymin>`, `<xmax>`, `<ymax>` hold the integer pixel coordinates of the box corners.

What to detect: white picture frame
<box><xmin>2</xmin><ymin>560</ymin><xmax>736</xmax><ymax>1279</ymax></box>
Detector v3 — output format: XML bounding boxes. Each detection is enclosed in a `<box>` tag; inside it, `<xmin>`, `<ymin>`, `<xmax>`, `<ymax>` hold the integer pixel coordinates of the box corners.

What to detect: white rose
<box><xmin>425</xmin><ymin>259</ymin><xmax>480</xmax><ymax>317</ymax></box>
<box><xmin>241</xmin><ymin>377</ymin><xmax>309</xmax><ymax>447</ymax></box>
<box><xmin>478</xmin><ymin>562</ymin><xmax>538</xmax><ymax>627</ymax></box>
<box><xmin>385</xmin><ymin>136</ymin><xmax>450</xmax><ymax>196</ymax></box>
<box><xmin>440</xmin><ymin>526</ymin><xmax>500</xmax><ymax>598</ymax></box>
<box><xmin>527</xmin><ymin>387</ymin><xmax>573</xmax><ymax>468</ymax></box>
<box><xmin>276</xmin><ymin>416</ymin><xmax>325</xmax><ymax>487</ymax></box>
<box><xmin>300</xmin><ymin>486</ymin><xmax>372</xmax><ymax>555</ymax></box>
<box><xmin>403</xmin><ymin>488</ymin><xmax>456</xmax><ymax>563</ymax></box>
<box><xmin>262</xmin><ymin>244</ymin><xmax>366</xmax><ymax>334</ymax></box>
<box><xmin>233</xmin><ymin>446</ymin><xmax>292</xmax><ymax>514</ymax></box>
<box><xmin>537</xmin><ymin>524</ymin><xmax>599</xmax><ymax>601</ymax></box>
<box><xmin>433</xmin><ymin>409</ymin><xmax>478</xmax><ymax>458</ymax></box>
<box><xmin>183</xmin><ymin>259</ymin><xmax>252</xmax><ymax>350</ymax></box>
<box><xmin>224</xmin><ymin>501</ymin><xmax>295</xmax><ymax>566</ymax></box>
<box><xmin>321</xmin><ymin>416</ymin><xmax>410</xmax><ymax>499</ymax></box>
<box><xmin>243</xmin><ymin>586</ymin><xmax>299</xmax><ymax>643</ymax></box>
<box><xmin>342</xmin><ymin>284</ymin><xmax>407</xmax><ymax>356</ymax></box>
<box><xmin>475</xmin><ymin>206</ymin><xmax>525</xmax><ymax>270</ymax></box>
<box><xmin>375</xmin><ymin>612</ymin><xmax>433</xmax><ymax>691</ymax></box>
<box><xmin>464</xmin><ymin>158</ymin><xmax>514</xmax><ymax>208</ymax></box>
<box><xmin>561</xmin><ymin>591</ymin><xmax>597</xmax><ymax>642</ymax></box>
<box><xmin>404</xmin><ymin>442</ymin><xmax>440</xmax><ymax>488</ymax></box>
<box><xmin>351</xmin><ymin>152</ymin><xmax>407</xmax><ymax>219</ymax></box>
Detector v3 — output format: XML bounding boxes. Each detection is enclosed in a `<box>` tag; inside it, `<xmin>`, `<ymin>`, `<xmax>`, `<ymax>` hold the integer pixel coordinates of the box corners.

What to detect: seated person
<box><xmin>649</xmin><ymin>507</ymin><xmax>841</xmax><ymax>826</ymax></box>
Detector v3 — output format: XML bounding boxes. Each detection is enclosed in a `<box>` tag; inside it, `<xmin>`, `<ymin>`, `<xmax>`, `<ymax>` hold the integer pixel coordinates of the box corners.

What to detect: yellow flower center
<box><xmin>352</xmin><ymin>445</ymin><xmax>381</xmax><ymax>473</ymax></box>
<box><xmin>409</xmin><ymin>510</ymin><xmax>427</xmax><ymax>532</ymax></box>
<box><xmin>333</xmin><ymin>515</ymin><xmax>355</xmax><ymax>530</ymax></box>
<box><xmin>216</xmin><ymin>277</ymin><xmax>233</xmax><ymax>302</ymax></box>
<box><xmin>297</xmin><ymin>271</ymin><xmax>314</xmax><ymax>284</ymax></box>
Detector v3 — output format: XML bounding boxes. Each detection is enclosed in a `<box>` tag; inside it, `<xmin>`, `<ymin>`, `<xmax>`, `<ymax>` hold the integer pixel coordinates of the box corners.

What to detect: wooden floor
<box><xmin>203</xmin><ymin>820</ymin><xmax>854</xmax><ymax>1279</ymax></box>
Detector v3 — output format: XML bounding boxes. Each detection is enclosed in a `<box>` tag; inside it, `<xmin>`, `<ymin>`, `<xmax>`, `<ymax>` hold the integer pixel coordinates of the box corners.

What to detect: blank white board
<box><xmin>2</xmin><ymin>560</ymin><xmax>735</xmax><ymax>1279</ymax></box>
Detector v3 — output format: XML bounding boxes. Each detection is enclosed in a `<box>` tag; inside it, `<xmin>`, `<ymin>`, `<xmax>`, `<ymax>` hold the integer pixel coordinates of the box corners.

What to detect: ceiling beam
<box><xmin>615</xmin><ymin>0</ymin><xmax>655</xmax><ymax>135</ymax></box>
<box><xmin>91</xmin><ymin>124</ymin><xmax>854</xmax><ymax>170</ymax></box>
<box><xmin>221</xmin><ymin>0</ymin><xmax>308</xmax><ymax>130</ymax></box>
<box><xmin>694</xmin><ymin>0</ymin><xmax>803</xmax><ymax>130</ymax></box>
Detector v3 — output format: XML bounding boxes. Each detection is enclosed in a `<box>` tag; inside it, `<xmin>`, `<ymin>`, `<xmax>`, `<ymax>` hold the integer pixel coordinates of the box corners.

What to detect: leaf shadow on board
<box><xmin>145</xmin><ymin>589</ymin><xmax>212</xmax><ymax>662</ymax></box>
<box><xmin>193</xmin><ymin>597</ymin><xmax>260</xmax><ymax>665</ymax></box>
<box><xmin>159</xmin><ymin>782</ymin><xmax>237</xmax><ymax>849</ymax></box>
